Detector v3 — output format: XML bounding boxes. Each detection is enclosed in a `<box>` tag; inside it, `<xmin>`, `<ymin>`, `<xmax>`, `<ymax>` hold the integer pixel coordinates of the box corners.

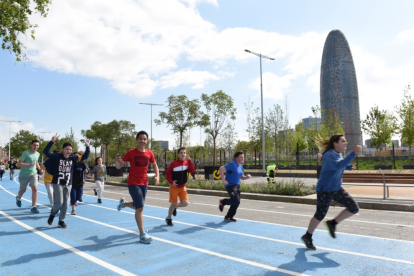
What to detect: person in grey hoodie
<box><xmin>90</xmin><ymin>157</ymin><xmax>106</xmax><ymax>203</ymax></box>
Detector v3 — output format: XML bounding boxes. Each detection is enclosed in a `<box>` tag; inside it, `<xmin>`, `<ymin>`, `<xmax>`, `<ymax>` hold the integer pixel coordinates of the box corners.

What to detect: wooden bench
<box><xmin>342</xmin><ymin>173</ymin><xmax>414</xmax><ymax>198</ymax></box>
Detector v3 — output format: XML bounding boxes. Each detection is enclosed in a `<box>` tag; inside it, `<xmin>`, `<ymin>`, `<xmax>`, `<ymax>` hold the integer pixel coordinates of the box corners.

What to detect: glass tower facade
<box><xmin>320</xmin><ymin>30</ymin><xmax>362</xmax><ymax>148</ymax></box>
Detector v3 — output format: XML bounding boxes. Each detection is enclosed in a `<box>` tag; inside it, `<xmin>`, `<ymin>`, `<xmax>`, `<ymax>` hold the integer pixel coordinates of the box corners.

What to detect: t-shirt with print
<box><xmin>123</xmin><ymin>148</ymin><xmax>155</xmax><ymax>186</ymax></box>
<box><xmin>19</xmin><ymin>150</ymin><xmax>40</xmax><ymax>178</ymax></box>
<box><xmin>223</xmin><ymin>160</ymin><xmax>244</xmax><ymax>187</ymax></box>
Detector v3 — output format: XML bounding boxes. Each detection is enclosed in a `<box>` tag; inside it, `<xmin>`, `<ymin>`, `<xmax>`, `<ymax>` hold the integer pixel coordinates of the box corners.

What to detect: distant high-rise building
<box><xmin>320</xmin><ymin>30</ymin><xmax>362</xmax><ymax>148</ymax></box>
<box><xmin>302</xmin><ymin>116</ymin><xmax>322</xmax><ymax>130</ymax></box>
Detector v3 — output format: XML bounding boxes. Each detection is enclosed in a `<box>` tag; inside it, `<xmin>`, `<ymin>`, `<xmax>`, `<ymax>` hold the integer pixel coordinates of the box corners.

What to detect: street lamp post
<box><xmin>139</xmin><ymin>103</ymin><xmax>163</xmax><ymax>149</ymax></box>
<box><xmin>37</xmin><ymin>131</ymin><xmax>51</xmax><ymax>163</ymax></box>
<box><xmin>244</xmin><ymin>49</ymin><xmax>274</xmax><ymax>176</ymax></box>
<box><xmin>1</xmin><ymin>120</ymin><xmax>22</xmax><ymax>161</ymax></box>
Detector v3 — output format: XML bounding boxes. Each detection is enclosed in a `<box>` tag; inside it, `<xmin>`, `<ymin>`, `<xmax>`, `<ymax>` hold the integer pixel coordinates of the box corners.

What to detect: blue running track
<box><xmin>1</xmin><ymin>172</ymin><xmax>413</xmax><ymax>275</ymax></box>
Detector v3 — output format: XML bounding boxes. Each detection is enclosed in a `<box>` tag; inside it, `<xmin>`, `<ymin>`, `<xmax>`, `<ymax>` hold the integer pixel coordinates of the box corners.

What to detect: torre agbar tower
<box><xmin>320</xmin><ymin>29</ymin><xmax>362</xmax><ymax>149</ymax></box>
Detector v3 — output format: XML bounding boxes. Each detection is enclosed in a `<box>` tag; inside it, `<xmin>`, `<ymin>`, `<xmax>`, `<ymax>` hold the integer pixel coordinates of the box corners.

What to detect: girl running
<box><xmin>90</xmin><ymin>157</ymin><xmax>106</xmax><ymax>203</ymax></box>
<box><xmin>301</xmin><ymin>134</ymin><xmax>361</xmax><ymax>250</ymax></box>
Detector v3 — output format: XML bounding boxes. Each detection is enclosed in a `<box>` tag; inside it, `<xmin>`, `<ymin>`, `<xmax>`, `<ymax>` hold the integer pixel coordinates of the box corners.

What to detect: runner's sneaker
<box><xmin>173</xmin><ymin>208</ymin><xmax>177</xmax><ymax>216</ymax></box>
<box><xmin>117</xmin><ymin>197</ymin><xmax>125</xmax><ymax>211</ymax></box>
<box><xmin>219</xmin><ymin>199</ymin><xmax>224</xmax><ymax>212</ymax></box>
<box><xmin>224</xmin><ymin>217</ymin><xmax>237</xmax><ymax>222</ymax></box>
<box><xmin>94</xmin><ymin>188</ymin><xmax>97</xmax><ymax>196</ymax></box>
<box><xmin>71</xmin><ymin>210</ymin><xmax>76</xmax><ymax>215</ymax></box>
<box><xmin>47</xmin><ymin>215</ymin><xmax>54</xmax><ymax>225</ymax></box>
<box><xmin>165</xmin><ymin>218</ymin><xmax>173</xmax><ymax>226</ymax></box>
<box><xmin>301</xmin><ymin>234</ymin><xmax>316</xmax><ymax>250</ymax></box>
<box><xmin>58</xmin><ymin>221</ymin><xmax>67</xmax><ymax>229</ymax></box>
<box><xmin>30</xmin><ymin>207</ymin><xmax>39</xmax><ymax>213</ymax></box>
<box><xmin>324</xmin><ymin>220</ymin><xmax>336</xmax><ymax>238</ymax></box>
<box><xmin>16</xmin><ymin>196</ymin><xmax>21</xmax><ymax>207</ymax></box>
<box><xmin>140</xmin><ymin>232</ymin><xmax>153</xmax><ymax>243</ymax></box>
<box><xmin>97</xmin><ymin>199</ymin><xmax>102</xmax><ymax>204</ymax></box>
<box><xmin>79</xmin><ymin>199</ymin><xmax>83</xmax><ymax>202</ymax></box>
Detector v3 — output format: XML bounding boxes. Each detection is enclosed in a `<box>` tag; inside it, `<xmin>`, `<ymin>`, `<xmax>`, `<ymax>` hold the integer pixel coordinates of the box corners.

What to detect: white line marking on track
<box><xmin>0</xmin><ymin>184</ymin><xmax>308</xmax><ymax>276</ymax></box>
<box><xmin>0</xmin><ymin>210</ymin><xmax>136</xmax><ymax>276</ymax></box>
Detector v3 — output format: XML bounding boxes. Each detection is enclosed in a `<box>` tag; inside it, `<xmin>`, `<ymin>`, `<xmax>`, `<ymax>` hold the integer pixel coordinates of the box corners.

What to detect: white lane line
<box><xmin>0</xmin><ymin>209</ymin><xmax>136</xmax><ymax>276</ymax></box>
<box><xmin>100</xmin><ymin>189</ymin><xmax>414</xmax><ymax>229</ymax></box>
<box><xmin>0</xmin><ymin>184</ymin><xmax>308</xmax><ymax>276</ymax></box>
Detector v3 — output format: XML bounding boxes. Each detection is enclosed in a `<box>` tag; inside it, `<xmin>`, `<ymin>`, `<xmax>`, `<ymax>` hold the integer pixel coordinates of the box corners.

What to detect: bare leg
<box><xmin>306</xmin><ymin>217</ymin><xmax>321</xmax><ymax>234</ymax></box>
<box><xmin>167</xmin><ymin>202</ymin><xmax>177</xmax><ymax>219</ymax></box>
<box><xmin>31</xmin><ymin>185</ymin><xmax>38</xmax><ymax>206</ymax></box>
<box><xmin>17</xmin><ymin>188</ymin><xmax>26</xmax><ymax>199</ymax></box>
<box><xmin>334</xmin><ymin>209</ymin><xmax>354</xmax><ymax>223</ymax></box>
<box><xmin>135</xmin><ymin>208</ymin><xmax>144</xmax><ymax>235</ymax></box>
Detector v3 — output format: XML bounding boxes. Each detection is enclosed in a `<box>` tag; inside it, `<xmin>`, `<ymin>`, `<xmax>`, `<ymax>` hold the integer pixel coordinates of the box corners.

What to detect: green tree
<box><xmin>265</xmin><ymin>104</ymin><xmax>284</xmax><ymax>164</ymax></box>
<box><xmin>4</xmin><ymin>130</ymin><xmax>37</xmax><ymax>158</ymax></box>
<box><xmin>54</xmin><ymin>127</ymin><xmax>79</xmax><ymax>152</ymax></box>
<box><xmin>0</xmin><ymin>0</ymin><xmax>51</xmax><ymax>62</ymax></box>
<box><xmin>155</xmin><ymin>95</ymin><xmax>208</xmax><ymax>148</ymax></box>
<box><xmin>201</xmin><ymin>90</ymin><xmax>236</xmax><ymax>166</ymax></box>
<box><xmin>395</xmin><ymin>84</ymin><xmax>414</xmax><ymax>164</ymax></box>
<box><xmin>361</xmin><ymin>105</ymin><xmax>398</xmax><ymax>163</ymax></box>
<box><xmin>81</xmin><ymin>124</ymin><xmax>102</xmax><ymax>158</ymax></box>
<box><xmin>219</xmin><ymin>121</ymin><xmax>238</xmax><ymax>163</ymax></box>
<box><xmin>111</xmin><ymin>120</ymin><xmax>136</xmax><ymax>154</ymax></box>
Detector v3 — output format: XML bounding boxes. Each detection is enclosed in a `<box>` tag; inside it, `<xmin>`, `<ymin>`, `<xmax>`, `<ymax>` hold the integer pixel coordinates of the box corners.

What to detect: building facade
<box><xmin>302</xmin><ymin>116</ymin><xmax>322</xmax><ymax>130</ymax></box>
<box><xmin>320</xmin><ymin>30</ymin><xmax>363</xmax><ymax>148</ymax></box>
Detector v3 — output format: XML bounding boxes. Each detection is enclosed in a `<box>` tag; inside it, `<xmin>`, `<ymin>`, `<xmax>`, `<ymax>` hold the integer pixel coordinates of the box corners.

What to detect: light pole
<box><xmin>1</xmin><ymin>120</ymin><xmax>21</xmax><ymax>161</ymax></box>
<box><xmin>244</xmin><ymin>49</ymin><xmax>274</xmax><ymax>176</ymax></box>
<box><xmin>139</xmin><ymin>103</ymin><xmax>163</xmax><ymax>149</ymax></box>
<box><xmin>37</xmin><ymin>131</ymin><xmax>51</xmax><ymax>163</ymax></box>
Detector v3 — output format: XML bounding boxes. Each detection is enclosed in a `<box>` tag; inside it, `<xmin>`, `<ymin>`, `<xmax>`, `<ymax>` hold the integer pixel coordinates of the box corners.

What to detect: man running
<box><xmin>16</xmin><ymin>140</ymin><xmax>43</xmax><ymax>213</ymax></box>
<box><xmin>218</xmin><ymin>151</ymin><xmax>251</xmax><ymax>222</ymax></box>
<box><xmin>8</xmin><ymin>158</ymin><xmax>17</xmax><ymax>180</ymax></box>
<box><xmin>164</xmin><ymin>147</ymin><xmax>195</xmax><ymax>226</ymax></box>
<box><xmin>44</xmin><ymin>134</ymin><xmax>90</xmax><ymax>229</ymax></box>
<box><xmin>116</xmin><ymin>131</ymin><xmax>159</xmax><ymax>243</ymax></box>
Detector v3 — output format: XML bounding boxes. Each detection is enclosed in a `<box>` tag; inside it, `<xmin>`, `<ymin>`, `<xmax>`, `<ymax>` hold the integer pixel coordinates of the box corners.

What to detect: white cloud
<box><xmin>158</xmin><ymin>69</ymin><xmax>221</xmax><ymax>89</ymax></box>
<box><xmin>395</xmin><ymin>27</ymin><xmax>414</xmax><ymax>43</ymax></box>
<box><xmin>248</xmin><ymin>72</ymin><xmax>292</xmax><ymax>100</ymax></box>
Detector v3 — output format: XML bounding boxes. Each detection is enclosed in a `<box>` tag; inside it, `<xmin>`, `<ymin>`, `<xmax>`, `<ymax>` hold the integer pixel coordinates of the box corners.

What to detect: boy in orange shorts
<box><xmin>165</xmin><ymin>147</ymin><xmax>195</xmax><ymax>226</ymax></box>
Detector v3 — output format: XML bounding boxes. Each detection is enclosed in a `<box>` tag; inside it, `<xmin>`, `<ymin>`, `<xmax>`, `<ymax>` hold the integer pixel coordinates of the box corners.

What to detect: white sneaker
<box><xmin>117</xmin><ymin>197</ymin><xmax>125</xmax><ymax>211</ymax></box>
<box><xmin>140</xmin><ymin>232</ymin><xmax>153</xmax><ymax>244</ymax></box>
<box><xmin>71</xmin><ymin>210</ymin><xmax>76</xmax><ymax>215</ymax></box>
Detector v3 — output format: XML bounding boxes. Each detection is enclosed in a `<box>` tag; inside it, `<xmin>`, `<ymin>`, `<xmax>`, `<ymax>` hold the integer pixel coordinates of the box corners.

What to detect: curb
<box><xmin>91</xmin><ymin>180</ymin><xmax>414</xmax><ymax>212</ymax></box>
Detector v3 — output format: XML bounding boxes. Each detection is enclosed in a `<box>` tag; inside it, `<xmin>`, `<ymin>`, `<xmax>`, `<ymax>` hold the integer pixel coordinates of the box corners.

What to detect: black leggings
<box><xmin>222</xmin><ymin>185</ymin><xmax>241</xmax><ymax>218</ymax></box>
<box><xmin>314</xmin><ymin>187</ymin><xmax>359</xmax><ymax>221</ymax></box>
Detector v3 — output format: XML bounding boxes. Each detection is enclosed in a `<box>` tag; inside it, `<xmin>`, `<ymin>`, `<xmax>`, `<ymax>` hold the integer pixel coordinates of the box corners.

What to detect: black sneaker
<box><xmin>47</xmin><ymin>215</ymin><xmax>54</xmax><ymax>225</ymax></box>
<box><xmin>219</xmin><ymin>199</ymin><xmax>224</xmax><ymax>212</ymax></box>
<box><xmin>94</xmin><ymin>188</ymin><xmax>97</xmax><ymax>196</ymax></box>
<box><xmin>324</xmin><ymin>220</ymin><xmax>336</xmax><ymax>238</ymax></box>
<box><xmin>98</xmin><ymin>199</ymin><xmax>102</xmax><ymax>204</ymax></box>
<box><xmin>301</xmin><ymin>234</ymin><xmax>316</xmax><ymax>250</ymax></box>
<box><xmin>165</xmin><ymin>218</ymin><xmax>173</xmax><ymax>226</ymax></box>
<box><xmin>173</xmin><ymin>208</ymin><xmax>177</xmax><ymax>216</ymax></box>
<box><xmin>58</xmin><ymin>221</ymin><xmax>67</xmax><ymax>229</ymax></box>
<box><xmin>79</xmin><ymin>199</ymin><xmax>83</xmax><ymax>202</ymax></box>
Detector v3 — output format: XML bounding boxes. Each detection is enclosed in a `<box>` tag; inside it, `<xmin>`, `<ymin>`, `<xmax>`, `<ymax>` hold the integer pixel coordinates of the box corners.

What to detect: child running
<box><xmin>16</xmin><ymin>140</ymin><xmax>43</xmax><ymax>213</ymax></box>
<box><xmin>164</xmin><ymin>147</ymin><xmax>195</xmax><ymax>226</ymax></box>
<box><xmin>218</xmin><ymin>151</ymin><xmax>251</xmax><ymax>222</ymax></box>
<box><xmin>70</xmin><ymin>151</ymin><xmax>88</xmax><ymax>215</ymax></box>
<box><xmin>90</xmin><ymin>157</ymin><xmax>106</xmax><ymax>204</ymax></box>
<box><xmin>8</xmin><ymin>158</ymin><xmax>17</xmax><ymax>180</ymax></box>
<box><xmin>301</xmin><ymin>134</ymin><xmax>361</xmax><ymax>250</ymax></box>
<box><xmin>116</xmin><ymin>131</ymin><xmax>159</xmax><ymax>243</ymax></box>
<box><xmin>43</xmin><ymin>134</ymin><xmax>90</xmax><ymax>229</ymax></box>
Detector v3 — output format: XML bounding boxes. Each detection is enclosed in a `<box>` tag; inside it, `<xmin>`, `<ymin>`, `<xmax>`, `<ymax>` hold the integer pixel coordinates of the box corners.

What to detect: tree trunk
<box><xmin>105</xmin><ymin>144</ymin><xmax>109</xmax><ymax>166</ymax></box>
<box><xmin>213</xmin><ymin>136</ymin><xmax>217</xmax><ymax>166</ymax></box>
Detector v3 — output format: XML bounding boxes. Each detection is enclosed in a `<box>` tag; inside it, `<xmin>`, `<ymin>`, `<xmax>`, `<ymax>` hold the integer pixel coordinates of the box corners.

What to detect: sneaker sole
<box><xmin>324</xmin><ymin>221</ymin><xmax>336</xmax><ymax>239</ymax></box>
<box><xmin>140</xmin><ymin>239</ymin><xmax>152</xmax><ymax>244</ymax></box>
<box><xmin>301</xmin><ymin>237</ymin><xmax>316</xmax><ymax>250</ymax></box>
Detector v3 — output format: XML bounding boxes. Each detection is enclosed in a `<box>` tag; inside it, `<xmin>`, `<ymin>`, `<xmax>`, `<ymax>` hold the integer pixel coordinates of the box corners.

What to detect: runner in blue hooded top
<box><xmin>301</xmin><ymin>134</ymin><xmax>361</xmax><ymax>250</ymax></box>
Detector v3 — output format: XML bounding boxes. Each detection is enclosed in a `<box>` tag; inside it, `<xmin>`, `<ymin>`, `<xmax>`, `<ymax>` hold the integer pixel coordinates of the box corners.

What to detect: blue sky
<box><xmin>2</xmin><ymin>0</ymin><xmax>414</xmax><ymax>150</ymax></box>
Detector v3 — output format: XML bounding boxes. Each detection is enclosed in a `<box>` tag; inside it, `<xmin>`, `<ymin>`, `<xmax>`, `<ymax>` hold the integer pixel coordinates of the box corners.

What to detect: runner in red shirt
<box><xmin>115</xmin><ymin>131</ymin><xmax>159</xmax><ymax>243</ymax></box>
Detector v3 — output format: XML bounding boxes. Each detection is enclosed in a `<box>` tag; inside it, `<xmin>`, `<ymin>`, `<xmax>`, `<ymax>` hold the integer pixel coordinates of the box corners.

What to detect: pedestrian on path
<box><xmin>0</xmin><ymin>162</ymin><xmax>5</xmax><ymax>180</ymax></box>
<box><xmin>164</xmin><ymin>147</ymin><xmax>195</xmax><ymax>226</ymax></box>
<box><xmin>8</xmin><ymin>158</ymin><xmax>17</xmax><ymax>180</ymax></box>
<box><xmin>301</xmin><ymin>134</ymin><xmax>361</xmax><ymax>250</ymax></box>
<box><xmin>44</xmin><ymin>134</ymin><xmax>90</xmax><ymax>229</ymax></box>
<box><xmin>70</xmin><ymin>151</ymin><xmax>88</xmax><ymax>215</ymax></box>
<box><xmin>15</xmin><ymin>140</ymin><xmax>43</xmax><ymax>213</ymax></box>
<box><xmin>218</xmin><ymin>151</ymin><xmax>251</xmax><ymax>222</ymax></box>
<box><xmin>90</xmin><ymin>157</ymin><xmax>106</xmax><ymax>204</ymax></box>
<box><xmin>116</xmin><ymin>130</ymin><xmax>159</xmax><ymax>243</ymax></box>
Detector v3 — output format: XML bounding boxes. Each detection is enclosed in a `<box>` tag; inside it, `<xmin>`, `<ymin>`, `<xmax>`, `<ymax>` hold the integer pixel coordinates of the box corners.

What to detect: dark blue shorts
<box><xmin>128</xmin><ymin>185</ymin><xmax>148</xmax><ymax>209</ymax></box>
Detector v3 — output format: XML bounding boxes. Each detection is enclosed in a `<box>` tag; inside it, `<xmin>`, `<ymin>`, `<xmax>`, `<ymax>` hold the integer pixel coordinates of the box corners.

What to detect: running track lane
<box><xmin>0</xmin><ymin>173</ymin><xmax>413</xmax><ymax>275</ymax></box>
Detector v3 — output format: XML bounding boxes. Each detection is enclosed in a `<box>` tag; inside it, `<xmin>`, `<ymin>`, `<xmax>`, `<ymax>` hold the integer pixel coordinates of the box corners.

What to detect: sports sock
<box><xmin>305</xmin><ymin>231</ymin><xmax>313</xmax><ymax>239</ymax></box>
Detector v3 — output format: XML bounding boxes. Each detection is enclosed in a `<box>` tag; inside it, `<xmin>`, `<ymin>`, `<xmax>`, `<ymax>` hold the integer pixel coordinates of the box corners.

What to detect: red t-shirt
<box><xmin>123</xmin><ymin>148</ymin><xmax>155</xmax><ymax>186</ymax></box>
